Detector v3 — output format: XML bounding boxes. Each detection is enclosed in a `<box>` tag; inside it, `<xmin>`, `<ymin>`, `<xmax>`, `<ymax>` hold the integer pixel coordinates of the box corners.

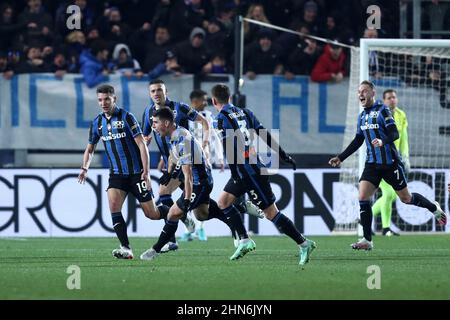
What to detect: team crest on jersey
<box><xmin>369</xmin><ymin>111</ymin><xmax>379</xmax><ymax>118</ymax></box>
<box><xmin>112</xmin><ymin>121</ymin><xmax>124</xmax><ymax>129</ymax></box>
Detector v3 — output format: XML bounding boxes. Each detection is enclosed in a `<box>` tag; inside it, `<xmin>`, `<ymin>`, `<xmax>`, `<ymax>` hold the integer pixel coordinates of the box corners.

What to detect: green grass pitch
<box><xmin>0</xmin><ymin>235</ymin><xmax>448</xmax><ymax>300</ymax></box>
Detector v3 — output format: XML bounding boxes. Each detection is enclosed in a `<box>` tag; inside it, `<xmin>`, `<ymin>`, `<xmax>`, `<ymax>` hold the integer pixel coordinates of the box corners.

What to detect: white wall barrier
<box><xmin>0</xmin><ymin>168</ymin><xmax>448</xmax><ymax>237</ymax></box>
<box><xmin>0</xmin><ymin>74</ymin><xmax>350</xmax><ymax>154</ymax></box>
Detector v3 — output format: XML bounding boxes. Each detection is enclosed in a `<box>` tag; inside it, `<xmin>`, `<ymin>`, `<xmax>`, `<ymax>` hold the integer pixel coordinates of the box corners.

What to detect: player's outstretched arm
<box><xmin>78</xmin><ymin>143</ymin><xmax>96</xmax><ymax>184</ymax></box>
<box><xmin>329</xmin><ymin>134</ymin><xmax>365</xmax><ymax>167</ymax></box>
<box><xmin>135</xmin><ymin>134</ymin><xmax>151</xmax><ymax>188</ymax></box>
<box><xmin>253</xmin><ymin>126</ymin><xmax>296</xmax><ymax>170</ymax></box>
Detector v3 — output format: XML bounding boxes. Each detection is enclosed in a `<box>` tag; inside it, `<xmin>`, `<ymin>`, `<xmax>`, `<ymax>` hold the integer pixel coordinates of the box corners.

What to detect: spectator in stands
<box><xmin>151</xmin><ymin>0</ymin><xmax>191</xmax><ymax>42</ymax></box>
<box><xmin>320</xmin><ymin>12</ymin><xmax>355</xmax><ymax>46</ymax></box>
<box><xmin>148</xmin><ymin>50</ymin><xmax>183</xmax><ymax>80</ymax></box>
<box><xmin>263</xmin><ymin>0</ymin><xmax>294</xmax><ymax>28</ymax></box>
<box><xmin>0</xmin><ymin>50</ymin><xmax>14</xmax><ymax>80</ymax></box>
<box><xmin>15</xmin><ymin>45</ymin><xmax>51</xmax><ymax>74</ymax></box>
<box><xmin>276</xmin><ymin>21</ymin><xmax>312</xmax><ymax>63</ymax></box>
<box><xmin>214</xmin><ymin>2</ymin><xmax>235</xmax><ymax>32</ymax></box>
<box><xmin>112</xmin><ymin>43</ymin><xmax>143</xmax><ymax>79</ymax></box>
<box><xmin>65</xmin><ymin>30</ymin><xmax>86</xmax><ymax>59</ymax></box>
<box><xmin>49</xmin><ymin>50</ymin><xmax>71</xmax><ymax>79</ymax></box>
<box><xmin>202</xmin><ymin>53</ymin><xmax>227</xmax><ymax>74</ymax></box>
<box><xmin>97</xmin><ymin>6</ymin><xmax>131</xmax><ymax>47</ymax></box>
<box><xmin>17</xmin><ymin>0</ymin><xmax>54</xmax><ymax>48</ymax></box>
<box><xmin>243</xmin><ymin>3</ymin><xmax>272</xmax><ymax>44</ymax></box>
<box><xmin>144</xmin><ymin>26</ymin><xmax>173</xmax><ymax>73</ymax></box>
<box><xmin>79</xmin><ymin>40</ymin><xmax>112</xmax><ymax>88</ymax></box>
<box><xmin>244</xmin><ymin>29</ymin><xmax>283</xmax><ymax>80</ymax></box>
<box><xmin>292</xmin><ymin>0</ymin><xmax>320</xmax><ymax>36</ymax></box>
<box><xmin>204</xmin><ymin>18</ymin><xmax>229</xmax><ymax>57</ymax></box>
<box><xmin>85</xmin><ymin>26</ymin><xmax>100</xmax><ymax>47</ymax></box>
<box><xmin>55</xmin><ymin>0</ymin><xmax>96</xmax><ymax>38</ymax></box>
<box><xmin>174</xmin><ymin>27</ymin><xmax>210</xmax><ymax>74</ymax></box>
<box><xmin>0</xmin><ymin>3</ymin><xmax>27</xmax><ymax>52</ymax></box>
<box><xmin>185</xmin><ymin>0</ymin><xmax>213</xmax><ymax>30</ymax></box>
<box><xmin>311</xmin><ymin>42</ymin><xmax>346</xmax><ymax>83</ymax></box>
<box><xmin>128</xmin><ymin>22</ymin><xmax>152</xmax><ymax>68</ymax></box>
<box><xmin>285</xmin><ymin>38</ymin><xmax>320</xmax><ymax>80</ymax></box>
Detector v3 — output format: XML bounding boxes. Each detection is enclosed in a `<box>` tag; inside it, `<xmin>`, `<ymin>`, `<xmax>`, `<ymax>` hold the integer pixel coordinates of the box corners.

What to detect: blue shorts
<box><xmin>224</xmin><ymin>174</ymin><xmax>275</xmax><ymax>210</ymax></box>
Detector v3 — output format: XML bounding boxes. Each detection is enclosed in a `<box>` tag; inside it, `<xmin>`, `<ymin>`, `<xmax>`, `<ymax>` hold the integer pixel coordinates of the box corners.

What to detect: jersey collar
<box><xmin>102</xmin><ymin>106</ymin><xmax>121</xmax><ymax>118</ymax></box>
<box><xmin>222</xmin><ymin>103</ymin><xmax>234</xmax><ymax>112</ymax></box>
<box><xmin>150</xmin><ymin>98</ymin><xmax>172</xmax><ymax>109</ymax></box>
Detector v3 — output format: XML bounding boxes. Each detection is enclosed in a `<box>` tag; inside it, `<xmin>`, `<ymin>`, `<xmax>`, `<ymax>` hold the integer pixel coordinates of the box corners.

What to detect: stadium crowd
<box><xmin>1</xmin><ymin>0</ymin><xmax>446</xmax><ymax>88</ymax></box>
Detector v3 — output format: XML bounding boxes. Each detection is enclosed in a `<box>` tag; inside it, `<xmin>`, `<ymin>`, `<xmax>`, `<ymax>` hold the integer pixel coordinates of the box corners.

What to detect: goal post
<box><xmin>334</xmin><ymin>38</ymin><xmax>450</xmax><ymax>234</ymax></box>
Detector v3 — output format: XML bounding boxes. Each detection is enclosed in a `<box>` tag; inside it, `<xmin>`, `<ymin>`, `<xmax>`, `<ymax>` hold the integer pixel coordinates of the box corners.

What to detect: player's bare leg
<box><xmin>396</xmin><ymin>187</ymin><xmax>447</xmax><ymax>226</ymax></box>
<box><xmin>140</xmin><ymin>197</ymin><xmax>163</xmax><ymax>220</ymax></box>
<box><xmin>108</xmin><ymin>188</ymin><xmax>133</xmax><ymax>259</ymax></box>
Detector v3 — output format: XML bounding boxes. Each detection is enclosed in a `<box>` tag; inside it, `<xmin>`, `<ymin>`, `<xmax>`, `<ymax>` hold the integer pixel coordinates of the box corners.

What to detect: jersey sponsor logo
<box><xmin>112</xmin><ymin>121</ymin><xmax>125</xmax><ymax>129</ymax></box>
<box><xmin>101</xmin><ymin>132</ymin><xmax>126</xmax><ymax>141</ymax></box>
<box><xmin>360</xmin><ymin>123</ymin><xmax>379</xmax><ymax>130</ymax></box>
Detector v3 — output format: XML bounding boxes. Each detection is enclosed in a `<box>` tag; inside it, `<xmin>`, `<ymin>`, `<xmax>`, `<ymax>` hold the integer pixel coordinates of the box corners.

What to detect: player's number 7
<box><xmin>394</xmin><ymin>169</ymin><xmax>399</xmax><ymax>180</ymax></box>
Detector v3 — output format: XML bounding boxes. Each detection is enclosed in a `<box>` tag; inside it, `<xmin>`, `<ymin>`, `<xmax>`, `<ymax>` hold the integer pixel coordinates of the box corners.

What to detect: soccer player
<box><xmin>177</xmin><ymin>89</ymin><xmax>225</xmax><ymax>242</ymax></box>
<box><xmin>184</xmin><ymin>89</ymin><xmax>265</xmax><ymax>244</ymax></box>
<box><xmin>142</xmin><ymin>79</ymin><xmax>210</xmax><ymax>251</ymax></box>
<box><xmin>329</xmin><ymin>80</ymin><xmax>447</xmax><ymax>250</ymax></box>
<box><xmin>372</xmin><ymin>89</ymin><xmax>410</xmax><ymax>236</ymax></box>
<box><xmin>77</xmin><ymin>84</ymin><xmax>169</xmax><ymax>259</ymax></box>
<box><xmin>139</xmin><ymin>107</ymin><xmax>255</xmax><ymax>261</ymax></box>
<box><xmin>211</xmin><ymin>84</ymin><xmax>317</xmax><ymax>265</ymax></box>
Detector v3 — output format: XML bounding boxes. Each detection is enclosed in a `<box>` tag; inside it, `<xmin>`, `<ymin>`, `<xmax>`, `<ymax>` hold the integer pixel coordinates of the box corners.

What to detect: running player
<box><xmin>211</xmin><ymin>84</ymin><xmax>316</xmax><ymax>265</ymax></box>
<box><xmin>142</xmin><ymin>79</ymin><xmax>210</xmax><ymax>251</ymax></box>
<box><xmin>139</xmin><ymin>107</ymin><xmax>255</xmax><ymax>261</ymax></box>
<box><xmin>329</xmin><ymin>80</ymin><xmax>447</xmax><ymax>250</ymax></box>
<box><xmin>77</xmin><ymin>84</ymin><xmax>169</xmax><ymax>259</ymax></box>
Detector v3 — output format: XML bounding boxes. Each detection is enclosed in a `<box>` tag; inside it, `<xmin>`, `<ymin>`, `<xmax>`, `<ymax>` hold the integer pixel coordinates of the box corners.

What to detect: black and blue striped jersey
<box><xmin>214</xmin><ymin>103</ymin><xmax>265</xmax><ymax>179</ymax></box>
<box><xmin>169</xmin><ymin>127</ymin><xmax>213</xmax><ymax>186</ymax></box>
<box><xmin>142</xmin><ymin>98</ymin><xmax>198</xmax><ymax>166</ymax></box>
<box><xmin>89</xmin><ymin>107</ymin><xmax>143</xmax><ymax>175</ymax></box>
<box><xmin>356</xmin><ymin>100</ymin><xmax>400</xmax><ymax>165</ymax></box>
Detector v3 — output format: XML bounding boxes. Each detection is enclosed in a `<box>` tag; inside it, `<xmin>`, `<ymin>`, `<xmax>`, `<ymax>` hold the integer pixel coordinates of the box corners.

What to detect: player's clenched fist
<box><xmin>328</xmin><ymin>156</ymin><xmax>341</xmax><ymax>168</ymax></box>
<box><xmin>371</xmin><ymin>138</ymin><xmax>383</xmax><ymax>147</ymax></box>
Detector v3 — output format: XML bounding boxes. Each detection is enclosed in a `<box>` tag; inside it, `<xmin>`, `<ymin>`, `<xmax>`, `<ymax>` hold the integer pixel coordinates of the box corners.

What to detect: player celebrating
<box><xmin>211</xmin><ymin>84</ymin><xmax>316</xmax><ymax>265</ymax></box>
<box><xmin>139</xmin><ymin>107</ymin><xmax>254</xmax><ymax>261</ymax></box>
<box><xmin>329</xmin><ymin>80</ymin><xmax>447</xmax><ymax>250</ymax></box>
<box><xmin>372</xmin><ymin>89</ymin><xmax>409</xmax><ymax>236</ymax></box>
<box><xmin>77</xmin><ymin>85</ymin><xmax>169</xmax><ymax>259</ymax></box>
<box><xmin>142</xmin><ymin>79</ymin><xmax>210</xmax><ymax>252</ymax></box>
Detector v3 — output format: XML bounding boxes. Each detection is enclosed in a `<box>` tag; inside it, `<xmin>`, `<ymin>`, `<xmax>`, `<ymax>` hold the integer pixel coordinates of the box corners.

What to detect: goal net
<box><xmin>334</xmin><ymin>39</ymin><xmax>450</xmax><ymax>234</ymax></box>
